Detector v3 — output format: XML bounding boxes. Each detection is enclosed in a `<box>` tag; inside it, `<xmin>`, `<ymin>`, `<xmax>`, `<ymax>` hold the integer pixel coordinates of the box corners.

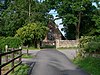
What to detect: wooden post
<box><xmin>19</xmin><ymin>47</ymin><xmax>22</xmax><ymax>62</ymax></box>
<box><xmin>11</xmin><ymin>48</ymin><xmax>14</xmax><ymax>73</ymax></box>
<box><xmin>26</xmin><ymin>45</ymin><xmax>28</xmax><ymax>55</ymax></box>
<box><xmin>5</xmin><ymin>45</ymin><xmax>8</xmax><ymax>63</ymax></box>
<box><xmin>0</xmin><ymin>53</ymin><xmax>1</xmax><ymax>75</ymax></box>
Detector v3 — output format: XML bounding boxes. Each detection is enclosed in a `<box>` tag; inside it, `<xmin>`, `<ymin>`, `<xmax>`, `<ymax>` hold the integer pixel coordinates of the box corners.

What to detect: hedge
<box><xmin>79</xmin><ymin>36</ymin><xmax>100</xmax><ymax>53</ymax></box>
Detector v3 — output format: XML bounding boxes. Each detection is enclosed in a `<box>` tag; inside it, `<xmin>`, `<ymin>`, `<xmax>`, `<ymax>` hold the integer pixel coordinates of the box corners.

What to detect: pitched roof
<box><xmin>48</xmin><ymin>20</ymin><xmax>66</xmax><ymax>40</ymax></box>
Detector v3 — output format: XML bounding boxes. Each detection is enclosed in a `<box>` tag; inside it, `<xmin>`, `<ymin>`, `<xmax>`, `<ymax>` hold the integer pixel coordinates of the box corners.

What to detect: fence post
<box><xmin>0</xmin><ymin>53</ymin><xmax>1</xmax><ymax>75</ymax></box>
<box><xmin>11</xmin><ymin>48</ymin><xmax>14</xmax><ymax>73</ymax></box>
<box><xmin>26</xmin><ymin>45</ymin><xmax>28</xmax><ymax>55</ymax></box>
<box><xmin>5</xmin><ymin>45</ymin><xmax>8</xmax><ymax>63</ymax></box>
<box><xmin>19</xmin><ymin>47</ymin><xmax>22</xmax><ymax>62</ymax></box>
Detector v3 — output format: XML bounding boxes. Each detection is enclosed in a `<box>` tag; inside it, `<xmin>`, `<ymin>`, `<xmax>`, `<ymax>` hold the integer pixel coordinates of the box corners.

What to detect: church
<box><xmin>42</xmin><ymin>20</ymin><xmax>66</xmax><ymax>47</ymax></box>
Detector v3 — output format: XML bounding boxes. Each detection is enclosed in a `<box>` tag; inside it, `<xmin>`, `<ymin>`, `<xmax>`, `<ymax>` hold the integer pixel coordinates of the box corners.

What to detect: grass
<box><xmin>74</xmin><ymin>56</ymin><xmax>100</xmax><ymax>75</ymax></box>
<box><xmin>28</xmin><ymin>46</ymin><xmax>39</xmax><ymax>50</ymax></box>
<box><xmin>1</xmin><ymin>63</ymin><xmax>11</xmax><ymax>75</ymax></box>
<box><xmin>22</xmin><ymin>54</ymin><xmax>33</xmax><ymax>58</ymax></box>
<box><xmin>10</xmin><ymin>64</ymin><xmax>29</xmax><ymax>75</ymax></box>
<box><xmin>23</xmin><ymin>46</ymin><xmax>40</xmax><ymax>50</ymax></box>
<box><xmin>1</xmin><ymin>63</ymin><xmax>29</xmax><ymax>75</ymax></box>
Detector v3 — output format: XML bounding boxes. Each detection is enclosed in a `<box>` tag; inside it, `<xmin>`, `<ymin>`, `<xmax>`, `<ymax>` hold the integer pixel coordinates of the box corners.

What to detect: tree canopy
<box><xmin>46</xmin><ymin>0</ymin><xmax>100</xmax><ymax>39</ymax></box>
<box><xmin>0</xmin><ymin>0</ymin><xmax>100</xmax><ymax>48</ymax></box>
<box><xmin>15</xmin><ymin>22</ymin><xmax>48</xmax><ymax>47</ymax></box>
<box><xmin>0</xmin><ymin>0</ymin><xmax>50</xmax><ymax>36</ymax></box>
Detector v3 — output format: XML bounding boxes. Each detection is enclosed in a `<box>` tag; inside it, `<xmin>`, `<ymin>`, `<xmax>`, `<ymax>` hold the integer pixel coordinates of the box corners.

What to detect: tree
<box><xmin>0</xmin><ymin>0</ymin><xmax>29</xmax><ymax>36</ymax></box>
<box><xmin>46</xmin><ymin>0</ymin><xmax>98</xmax><ymax>40</ymax></box>
<box><xmin>0</xmin><ymin>0</ymin><xmax>50</xmax><ymax>37</ymax></box>
<box><xmin>15</xmin><ymin>22</ymin><xmax>48</xmax><ymax>48</ymax></box>
<box><xmin>91</xmin><ymin>12</ymin><xmax>100</xmax><ymax>35</ymax></box>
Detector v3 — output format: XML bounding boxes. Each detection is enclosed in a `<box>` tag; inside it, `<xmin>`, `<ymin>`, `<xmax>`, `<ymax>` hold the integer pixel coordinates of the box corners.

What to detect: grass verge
<box><xmin>10</xmin><ymin>64</ymin><xmax>29</xmax><ymax>75</ymax></box>
<box><xmin>23</xmin><ymin>46</ymin><xmax>40</xmax><ymax>50</ymax></box>
<box><xmin>22</xmin><ymin>54</ymin><xmax>33</xmax><ymax>58</ymax></box>
<box><xmin>74</xmin><ymin>56</ymin><xmax>100</xmax><ymax>75</ymax></box>
<box><xmin>1</xmin><ymin>63</ymin><xmax>29</xmax><ymax>75</ymax></box>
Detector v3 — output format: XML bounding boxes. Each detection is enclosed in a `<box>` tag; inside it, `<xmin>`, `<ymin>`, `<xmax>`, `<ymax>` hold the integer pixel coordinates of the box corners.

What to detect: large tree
<box><xmin>0</xmin><ymin>0</ymin><xmax>28</xmax><ymax>36</ymax></box>
<box><xmin>0</xmin><ymin>0</ymin><xmax>50</xmax><ymax>36</ymax></box>
<box><xmin>46</xmin><ymin>0</ymin><xmax>99</xmax><ymax>39</ymax></box>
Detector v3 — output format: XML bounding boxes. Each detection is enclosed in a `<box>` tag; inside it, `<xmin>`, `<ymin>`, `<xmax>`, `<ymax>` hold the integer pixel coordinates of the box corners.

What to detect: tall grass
<box><xmin>74</xmin><ymin>56</ymin><xmax>100</xmax><ymax>75</ymax></box>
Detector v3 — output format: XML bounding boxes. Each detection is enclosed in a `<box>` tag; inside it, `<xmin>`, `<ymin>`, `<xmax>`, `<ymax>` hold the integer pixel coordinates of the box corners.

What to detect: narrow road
<box><xmin>30</xmin><ymin>49</ymin><xmax>89</xmax><ymax>75</ymax></box>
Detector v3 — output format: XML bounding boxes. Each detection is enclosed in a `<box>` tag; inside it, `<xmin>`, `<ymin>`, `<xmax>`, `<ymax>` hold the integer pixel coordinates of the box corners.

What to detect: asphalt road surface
<box><xmin>30</xmin><ymin>49</ymin><xmax>89</xmax><ymax>75</ymax></box>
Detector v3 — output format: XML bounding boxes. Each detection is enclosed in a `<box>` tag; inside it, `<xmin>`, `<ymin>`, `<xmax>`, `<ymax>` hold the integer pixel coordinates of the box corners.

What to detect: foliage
<box><xmin>91</xmin><ymin>15</ymin><xmax>100</xmax><ymax>35</ymax></box>
<box><xmin>15</xmin><ymin>22</ymin><xmax>48</xmax><ymax>47</ymax></box>
<box><xmin>0</xmin><ymin>0</ymin><xmax>50</xmax><ymax>37</ymax></box>
<box><xmin>46</xmin><ymin>0</ymin><xmax>99</xmax><ymax>39</ymax></box>
<box><xmin>79</xmin><ymin>36</ymin><xmax>100</xmax><ymax>53</ymax></box>
<box><xmin>10</xmin><ymin>64</ymin><xmax>29</xmax><ymax>75</ymax></box>
<box><xmin>74</xmin><ymin>56</ymin><xmax>100</xmax><ymax>75</ymax></box>
<box><xmin>0</xmin><ymin>37</ymin><xmax>22</xmax><ymax>52</ymax></box>
<box><xmin>0</xmin><ymin>0</ymin><xmax>28</xmax><ymax>36</ymax></box>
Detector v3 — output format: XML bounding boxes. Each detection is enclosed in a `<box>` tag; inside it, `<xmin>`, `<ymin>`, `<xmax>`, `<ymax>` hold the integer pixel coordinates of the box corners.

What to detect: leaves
<box><xmin>47</xmin><ymin>0</ymin><xmax>99</xmax><ymax>39</ymax></box>
<box><xmin>15</xmin><ymin>22</ymin><xmax>48</xmax><ymax>45</ymax></box>
<box><xmin>0</xmin><ymin>0</ymin><xmax>50</xmax><ymax>37</ymax></box>
<box><xmin>0</xmin><ymin>37</ymin><xmax>22</xmax><ymax>52</ymax></box>
<box><xmin>79</xmin><ymin>36</ymin><xmax>100</xmax><ymax>53</ymax></box>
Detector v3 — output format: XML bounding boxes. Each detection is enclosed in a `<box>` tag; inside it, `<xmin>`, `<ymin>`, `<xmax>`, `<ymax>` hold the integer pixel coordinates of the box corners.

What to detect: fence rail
<box><xmin>0</xmin><ymin>48</ymin><xmax>22</xmax><ymax>75</ymax></box>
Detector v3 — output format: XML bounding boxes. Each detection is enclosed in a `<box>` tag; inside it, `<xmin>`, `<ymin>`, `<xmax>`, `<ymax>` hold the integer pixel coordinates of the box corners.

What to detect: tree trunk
<box><xmin>34</xmin><ymin>39</ymin><xmax>40</xmax><ymax>48</ymax></box>
<box><xmin>37</xmin><ymin>41</ymin><xmax>40</xmax><ymax>49</ymax></box>
<box><xmin>76</xmin><ymin>12</ymin><xmax>81</xmax><ymax>40</ymax></box>
<box><xmin>34</xmin><ymin>40</ymin><xmax>37</xmax><ymax>48</ymax></box>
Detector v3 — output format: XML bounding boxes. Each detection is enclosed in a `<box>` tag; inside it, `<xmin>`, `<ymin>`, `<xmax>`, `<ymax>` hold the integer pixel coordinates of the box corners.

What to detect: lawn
<box><xmin>74</xmin><ymin>56</ymin><xmax>100</xmax><ymax>75</ymax></box>
<box><xmin>22</xmin><ymin>54</ymin><xmax>33</xmax><ymax>58</ymax></box>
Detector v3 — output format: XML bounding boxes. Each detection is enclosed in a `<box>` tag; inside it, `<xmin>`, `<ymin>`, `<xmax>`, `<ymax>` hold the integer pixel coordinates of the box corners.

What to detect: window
<box><xmin>47</xmin><ymin>29</ymin><xmax>55</xmax><ymax>40</ymax></box>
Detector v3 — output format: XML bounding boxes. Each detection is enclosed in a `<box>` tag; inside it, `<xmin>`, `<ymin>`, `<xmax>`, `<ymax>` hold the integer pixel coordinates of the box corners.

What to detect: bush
<box><xmin>79</xmin><ymin>36</ymin><xmax>100</xmax><ymax>53</ymax></box>
<box><xmin>0</xmin><ymin>37</ymin><xmax>22</xmax><ymax>52</ymax></box>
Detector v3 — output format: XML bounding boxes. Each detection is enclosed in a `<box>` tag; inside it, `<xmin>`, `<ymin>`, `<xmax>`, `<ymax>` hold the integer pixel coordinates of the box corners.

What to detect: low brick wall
<box><xmin>56</xmin><ymin>40</ymin><xmax>78</xmax><ymax>48</ymax></box>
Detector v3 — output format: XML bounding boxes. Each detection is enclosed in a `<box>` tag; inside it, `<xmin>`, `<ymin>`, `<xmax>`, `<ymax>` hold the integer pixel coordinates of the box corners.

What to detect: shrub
<box><xmin>79</xmin><ymin>36</ymin><xmax>100</xmax><ymax>53</ymax></box>
<box><xmin>0</xmin><ymin>37</ymin><xmax>22</xmax><ymax>52</ymax></box>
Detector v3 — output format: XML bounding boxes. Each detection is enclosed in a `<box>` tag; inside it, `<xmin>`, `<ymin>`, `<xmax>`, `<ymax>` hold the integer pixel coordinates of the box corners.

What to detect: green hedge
<box><xmin>79</xmin><ymin>36</ymin><xmax>100</xmax><ymax>53</ymax></box>
<box><xmin>0</xmin><ymin>37</ymin><xmax>22</xmax><ymax>52</ymax></box>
